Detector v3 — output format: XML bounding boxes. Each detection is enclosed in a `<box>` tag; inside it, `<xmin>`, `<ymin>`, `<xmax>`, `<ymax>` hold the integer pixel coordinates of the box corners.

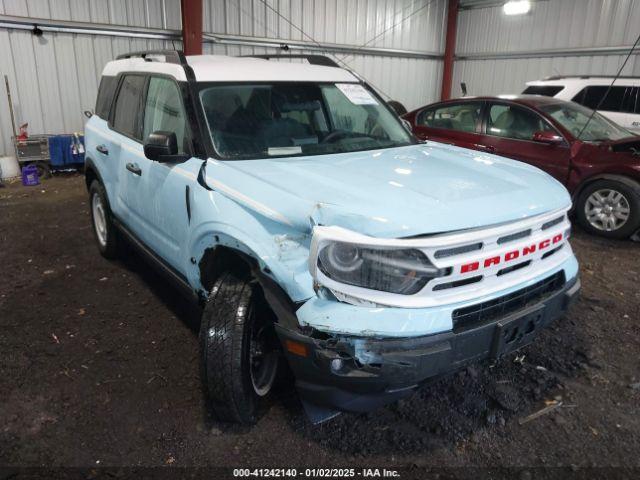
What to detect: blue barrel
<box><xmin>21</xmin><ymin>164</ymin><xmax>40</xmax><ymax>186</ymax></box>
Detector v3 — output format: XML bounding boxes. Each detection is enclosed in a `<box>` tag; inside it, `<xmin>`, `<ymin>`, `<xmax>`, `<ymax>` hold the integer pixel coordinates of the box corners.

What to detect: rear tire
<box><xmin>199</xmin><ymin>270</ymin><xmax>280</xmax><ymax>424</ymax></box>
<box><xmin>89</xmin><ymin>180</ymin><xmax>120</xmax><ymax>258</ymax></box>
<box><xmin>576</xmin><ymin>179</ymin><xmax>640</xmax><ymax>239</ymax></box>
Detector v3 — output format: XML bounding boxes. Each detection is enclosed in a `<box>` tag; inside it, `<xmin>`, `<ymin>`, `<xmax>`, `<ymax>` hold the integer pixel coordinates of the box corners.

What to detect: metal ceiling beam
<box><xmin>0</xmin><ymin>14</ymin><xmax>179</xmax><ymax>40</ymax></box>
<box><xmin>457</xmin><ymin>45</ymin><xmax>640</xmax><ymax>60</ymax></box>
<box><xmin>0</xmin><ymin>14</ymin><xmax>443</xmax><ymax>60</ymax></box>
<box><xmin>203</xmin><ymin>33</ymin><xmax>442</xmax><ymax>60</ymax></box>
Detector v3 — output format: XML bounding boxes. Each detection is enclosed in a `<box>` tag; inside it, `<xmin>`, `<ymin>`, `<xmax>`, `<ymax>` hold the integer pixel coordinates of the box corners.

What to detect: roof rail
<box><xmin>542</xmin><ymin>74</ymin><xmax>640</xmax><ymax>81</ymax></box>
<box><xmin>242</xmin><ymin>54</ymin><xmax>340</xmax><ymax>68</ymax></box>
<box><xmin>116</xmin><ymin>50</ymin><xmax>187</xmax><ymax>66</ymax></box>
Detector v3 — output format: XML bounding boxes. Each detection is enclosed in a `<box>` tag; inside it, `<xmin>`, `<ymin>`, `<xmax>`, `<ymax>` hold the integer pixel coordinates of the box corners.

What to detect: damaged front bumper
<box><xmin>275</xmin><ymin>273</ymin><xmax>580</xmax><ymax>415</ymax></box>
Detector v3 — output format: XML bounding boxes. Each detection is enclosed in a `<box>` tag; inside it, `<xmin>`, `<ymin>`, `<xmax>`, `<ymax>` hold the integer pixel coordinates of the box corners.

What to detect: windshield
<box><xmin>538</xmin><ymin>101</ymin><xmax>633</xmax><ymax>141</ymax></box>
<box><xmin>199</xmin><ymin>82</ymin><xmax>414</xmax><ymax>159</ymax></box>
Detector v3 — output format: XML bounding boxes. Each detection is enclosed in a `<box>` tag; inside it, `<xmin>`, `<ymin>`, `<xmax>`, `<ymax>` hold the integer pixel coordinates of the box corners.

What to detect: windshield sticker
<box><xmin>336</xmin><ymin>84</ymin><xmax>379</xmax><ymax>105</ymax></box>
<box><xmin>268</xmin><ymin>146</ymin><xmax>302</xmax><ymax>156</ymax></box>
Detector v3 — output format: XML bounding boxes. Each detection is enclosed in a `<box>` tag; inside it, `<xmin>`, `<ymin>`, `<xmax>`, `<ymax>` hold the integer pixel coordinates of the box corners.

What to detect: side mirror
<box><xmin>144</xmin><ymin>131</ymin><xmax>178</xmax><ymax>161</ymax></box>
<box><xmin>532</xmin><ymin>130</ymin><xmax>564</xmax><ymax>145</ymax></box>
<box><xmin>84</xmin><ymin>110</ymin><xmax>93</xmax><ymax>118</ymax></box>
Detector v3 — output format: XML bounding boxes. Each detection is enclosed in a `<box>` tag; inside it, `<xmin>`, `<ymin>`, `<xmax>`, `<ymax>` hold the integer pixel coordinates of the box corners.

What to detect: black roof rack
<box><xmin>242</xmin><ymin>54</ymin><xmax>340</xmax><ymax>68</ymax></box>
<box><xmin>116</xmin><ymin>50</ymin><xmax>187</xmax><ymax>66</ymax></box>
<box><xmin>542</xmin><ymin>75</ymin><xmax>640</xmax><ymax>81</ymax></box>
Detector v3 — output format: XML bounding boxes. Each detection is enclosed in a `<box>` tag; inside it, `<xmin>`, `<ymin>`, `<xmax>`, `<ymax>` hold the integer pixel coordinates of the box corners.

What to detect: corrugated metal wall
<box><xmin>0</xmin><ymin>0</ymin><xmax>181</xmax><ymax>157</ymax></box>
<box><xmin>453</xmin><ymin>0</ymin><xmax>640</xmax><ymax>97</ymax></box>
<box><xmin>0</xmin><ymin>0</ymin><xmax>446</xmax><ymax>157</ymax></box>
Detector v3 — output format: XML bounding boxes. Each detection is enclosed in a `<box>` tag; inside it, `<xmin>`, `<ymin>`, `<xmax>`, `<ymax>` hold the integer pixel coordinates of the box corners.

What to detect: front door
<box><xmin>135</xmin><ymin>75</ymin><xmax>194</xmax><ymax>269</ymax></box>
<box><xmin>477</xmin><ymin>102</ymin><xmax>572</xmax><ymax>184</ymax></box>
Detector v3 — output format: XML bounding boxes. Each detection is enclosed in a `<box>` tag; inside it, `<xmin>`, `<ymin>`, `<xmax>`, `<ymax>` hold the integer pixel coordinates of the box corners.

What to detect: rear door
<box><xmin>477</xmin><ymin>101</ymin><xmax>572</xmax><ymax>184</ymax></box>
<box><xmin>108</xmin><ymin>74</ymin><xmax>147</xmax><ymax>226</ymax></box>
<box><xmin>412</xmin><ymin>101</ymin><xmax>484</xmax><ymax>150</ymax></box>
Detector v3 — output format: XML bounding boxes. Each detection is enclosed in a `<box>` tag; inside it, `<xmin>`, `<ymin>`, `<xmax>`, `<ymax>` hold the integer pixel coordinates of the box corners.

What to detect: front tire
<box><xmin>199</xmin><ymin>270</ymin><xmax>280</xmax><ymax>424</ymax></box>
<box><xmin>89</xmin><ymin>180</ymin><xmax>119</xmax><ymax>258</ymax></box>
<box><xmin>576</xmin><ymin>179</ymin><xmax>640</xmax><ymax>239</ymax></box>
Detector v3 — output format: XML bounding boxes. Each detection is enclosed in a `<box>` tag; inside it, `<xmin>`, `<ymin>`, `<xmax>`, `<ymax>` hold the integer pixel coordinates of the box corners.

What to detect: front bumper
<box><xmin>275</xmin><ymin>275</ymin><xmax>580</xmax><ymax>413</ymax></box>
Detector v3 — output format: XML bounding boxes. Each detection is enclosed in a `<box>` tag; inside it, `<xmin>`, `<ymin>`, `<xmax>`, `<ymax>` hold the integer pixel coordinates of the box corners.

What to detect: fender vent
<box><xmin>452</xmin><ymin>271</ymin><xmax>565</xmax><ymax>332</ymax></box>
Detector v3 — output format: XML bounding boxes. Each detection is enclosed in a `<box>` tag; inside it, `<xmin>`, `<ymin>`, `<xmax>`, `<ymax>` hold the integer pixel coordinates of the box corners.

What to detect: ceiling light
<box><xmin>503</xmin><ymin>0</ymin><xmax>531</xmax><ymax>15</ymax></box>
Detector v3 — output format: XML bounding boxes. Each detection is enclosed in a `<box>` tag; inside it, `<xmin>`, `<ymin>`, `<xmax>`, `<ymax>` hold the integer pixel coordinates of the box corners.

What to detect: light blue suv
<box><xmin>84</xmin><ymin>51</ymin><xmax>580</xmax><ymax>424</ymax></box>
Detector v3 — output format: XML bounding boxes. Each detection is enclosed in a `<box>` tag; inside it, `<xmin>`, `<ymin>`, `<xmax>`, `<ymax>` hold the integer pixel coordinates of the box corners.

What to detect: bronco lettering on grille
<box><xmin>460</xmin><ymin>233</ymin><xmax>563</xmax><ymax>274</ymax></box>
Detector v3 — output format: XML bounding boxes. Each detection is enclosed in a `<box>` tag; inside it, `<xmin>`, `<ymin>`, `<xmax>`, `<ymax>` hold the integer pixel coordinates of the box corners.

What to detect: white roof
<box><xmin>527</xmin><ymin>77</ymin><xmax>640</xmax><ymax>86</ymax></box>
<box><xmin>101</xmin><ymin>54</ymin><xmax>358</xmax><ymax>83</ymax></box>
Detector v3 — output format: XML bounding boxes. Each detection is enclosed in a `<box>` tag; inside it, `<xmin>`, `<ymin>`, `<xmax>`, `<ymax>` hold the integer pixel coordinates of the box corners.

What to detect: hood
<box><xmin>205</xmin><ymin>143</ymin><xmax>571</xmax><ymax>238</ymax></box>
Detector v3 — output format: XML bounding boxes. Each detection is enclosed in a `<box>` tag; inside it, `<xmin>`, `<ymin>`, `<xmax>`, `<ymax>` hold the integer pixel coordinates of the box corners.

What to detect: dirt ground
<box><xmin>1</xmin><ymin>175</ymin><xmax>639</xmax><ymax>478</ymax></box>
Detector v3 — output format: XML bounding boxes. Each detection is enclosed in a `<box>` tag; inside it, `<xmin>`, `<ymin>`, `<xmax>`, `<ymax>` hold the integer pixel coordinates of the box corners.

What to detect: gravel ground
<box><xmin>0</xmin><ymin>175</ymin><xmax>639</xmax><ymax>479</ymax></box>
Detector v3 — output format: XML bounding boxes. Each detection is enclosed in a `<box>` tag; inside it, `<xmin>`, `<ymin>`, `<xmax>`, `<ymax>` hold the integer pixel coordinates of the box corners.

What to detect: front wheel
<box><xmin>199</xmin><ymin>270</ymin><xmax>280</xmax><ymax>424</ymax></box>
<box><xmin>576</xmin><ymin>179</ymin><xmax>640</xmax><ymax>239</ymax></box>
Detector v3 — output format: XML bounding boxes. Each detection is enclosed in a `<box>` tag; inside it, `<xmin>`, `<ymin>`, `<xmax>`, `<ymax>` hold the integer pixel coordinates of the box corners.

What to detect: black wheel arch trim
<box><xmin>198</xmin><ymin>245</ymin><xmax>301</xmax><ymax>330</ymax></box>
<box><xmin>84</xmin><ymin>158</ymin><xmax>104</xmax><ymax>190</ymax></box>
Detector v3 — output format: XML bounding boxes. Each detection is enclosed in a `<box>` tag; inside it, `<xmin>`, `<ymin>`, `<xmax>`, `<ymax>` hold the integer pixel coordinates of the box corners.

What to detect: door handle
<box><xmin>96</xmin><ymin>144</ymin><xmax>109</xmax><ymax>155</ymax></box>
<box><xmin>475</xmin><ymin>144</ymin><xmax>496</xmax><ymax>153</ymax></box>
<box><xmin>126</xmin><ymin>162</ymin><xmax>142</xmax><ymax>176</ymax></box>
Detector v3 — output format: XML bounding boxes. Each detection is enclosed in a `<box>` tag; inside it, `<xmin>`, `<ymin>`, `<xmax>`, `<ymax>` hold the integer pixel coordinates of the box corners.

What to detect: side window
<box><xmin>621</xmin><ymin>87</ymin><xmax>639</xmax><ymax>114</ymax></box>
<box><xmin>143</xmin><ymin>77</ymin><xmax>189</xmax><ymax>153</ymax></box>
<box><xmin>417</xmin><ymin>103</ymin><xmax>480</xmax><ymax>133</ymax></box>
<box><xmin>111</xmin><ymin>75</ymin><xmax>146</xmax><ymax>140</ymax></box>
<box><xmin>522</xmin><ymin>85</ymin><xmax>564</xmax><ymax>97</ymax></box>
<box><xmin>95</xmin><ymin>76</ymin><xmax>117</xmax><ymax>119</ymax></box>
<box><xmin>572</xmin><ymin>86</ymin><xmax>627</xmax><ymax>112</ymax></box>
<box><xmin>487</xmin><ymin>104</ymin><xmax>548</xmax><ymax>140</ymax></box>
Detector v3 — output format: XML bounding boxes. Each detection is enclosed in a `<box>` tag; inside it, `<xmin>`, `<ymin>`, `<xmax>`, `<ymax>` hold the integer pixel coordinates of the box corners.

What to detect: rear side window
<box><xmin>572</xmin><ymin>86</ymin><xmax>628</xmax><ymax>112</ymax></box>
<box><xmin>522</xmin><ymin>85</ymin><xmax>564</xmax><ymax>97</ymax></box>
<box><xmin>95</xmin><ymin>76</ymin><xmax>117</xmax><ymax>119</ymax></box>
<box><xmin>417</xmin><ymin>103</ymin><xmax>481</xmax><ymax>132</ymax></box>
<box><xmin>111</xmin><ymin>75</ymin><xmax>146</xmax><ymax>140</ymax></box>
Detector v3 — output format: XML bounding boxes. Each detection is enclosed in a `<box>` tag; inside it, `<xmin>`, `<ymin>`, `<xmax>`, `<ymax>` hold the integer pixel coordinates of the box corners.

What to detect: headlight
<box><xmin>317</xmin><ymin>242</ymin><xmax>449</xmax><ymax>295</ymax></box>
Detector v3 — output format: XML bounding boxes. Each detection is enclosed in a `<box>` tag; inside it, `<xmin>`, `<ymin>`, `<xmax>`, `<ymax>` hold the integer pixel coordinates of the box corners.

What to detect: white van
<box><xmin>523</xmin><ymin>76</ymin><xmax>640</xmax><ymax>133</ymax></box>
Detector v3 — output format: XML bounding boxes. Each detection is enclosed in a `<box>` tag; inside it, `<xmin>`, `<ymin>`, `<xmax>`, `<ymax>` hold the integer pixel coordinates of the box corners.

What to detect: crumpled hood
<box><xmin>205</xmin><ymin>142</ymin><xmax>571</xmax><ymax>238</ymax></box>
<box><xmin>606</xmin><ymin>136</ymin><xmax>640</xmax><ymax>156</ymax></box>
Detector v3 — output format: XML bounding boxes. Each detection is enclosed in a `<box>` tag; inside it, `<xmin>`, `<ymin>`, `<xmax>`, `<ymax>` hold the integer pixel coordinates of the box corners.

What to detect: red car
<box><xmin>403</xmin><ymin>95</ymin><xmax>640</xmax><ymax>239</ymax></box>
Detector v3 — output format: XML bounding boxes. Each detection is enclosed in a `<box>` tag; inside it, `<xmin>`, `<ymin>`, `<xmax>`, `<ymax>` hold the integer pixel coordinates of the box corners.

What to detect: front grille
<box><xmin>433</xmin><ymin>275</ymin><xmax>483</xmax><ymax>291</ymax></box>
<box><xmin>452</xmin><ymin>271</ymin><xmax>566</xmax><ymax>332</ymax></box>
<box><xmin>497</xmin><ymin>229</ymin><xmax>531</xmax><ymax>244</ymax></box>
<box><xmin>434</xmin><ymin>242</ymin><xmax>483</xmax><ymax>259</ymax></box>
<box><xmin>497</xmin><ymin>260</ymin><xmax>531</xmax><ymax>276</ymax></box>
<box><xmin>542</xmin><ymin>244</ymin><xmax>563</xmax><ymax>260</ymax></box>
<box><xmin>542</xmin><ymin>216</ymin><xmax>564</xmax><ymax>230</ymax></box>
